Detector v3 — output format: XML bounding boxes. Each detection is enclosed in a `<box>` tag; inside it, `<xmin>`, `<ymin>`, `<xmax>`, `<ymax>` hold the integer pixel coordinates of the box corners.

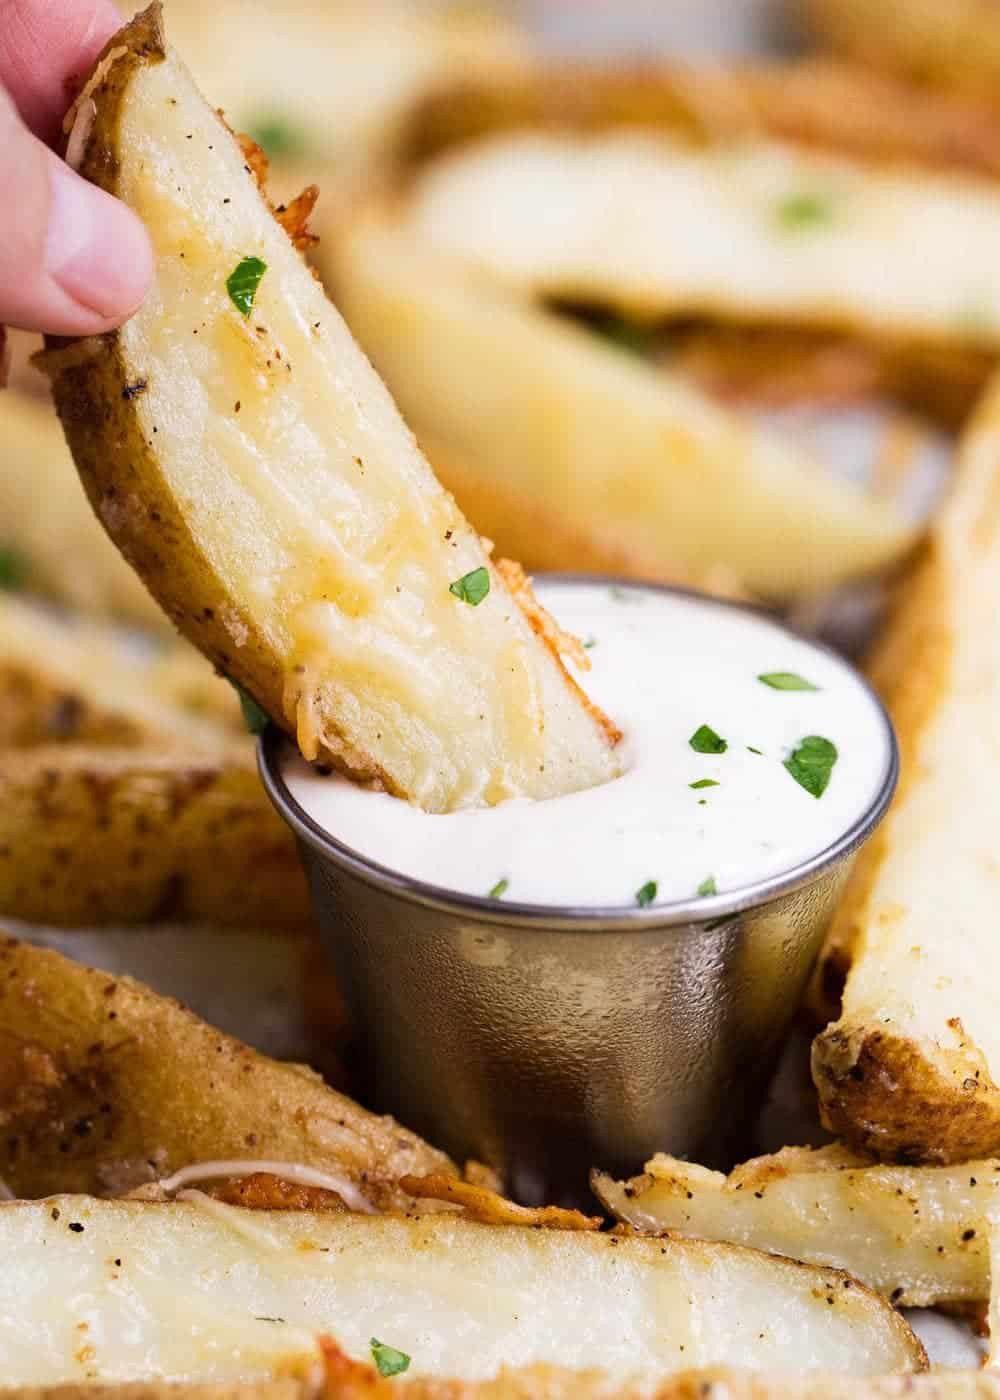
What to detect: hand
<box><xmin>0</xmin><ymin>0</ymin><xmax>152</xmax><ymax>335</ymax></box>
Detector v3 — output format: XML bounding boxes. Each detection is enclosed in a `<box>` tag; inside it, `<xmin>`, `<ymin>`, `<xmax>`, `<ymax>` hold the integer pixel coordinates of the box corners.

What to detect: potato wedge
<box><xmin>0</xmin><ymin>391</ymin><xmax>167</xmax><ymax>631</ymax></box>
<box><xmin>401</xmin><ymin>60</ymin><xmax>1000</xmax><ymax>186</ymax></box>
<box><xmin>398</xmin><ymin>130</ymin><xmax>1000</xmax><ymax>350</ymax></box>
<box><xmin>0</xmin><ymin>746</ymin><xmax>309</xmax><ymax>928</ymax></box>
<box><xmin>165</xmin><ymin>0</ymin><xmax>526</xmax><ymax>210</ymax></box>
<box><xmin>811</xmin><ymin>372</ymin><xmax>1000</xmax><ymax>1161</ymax></box>
<box><xmin>330</xmin><ymin>215</ymin><xmax>914</xmax><ymax>599</ymax></box>
<box><xmin>594</xmin><ymin>1144</ymin><xmax>1000</xmax><ymax>1307</ymax></box>
<box><xmin>0</xmin><ymin>1196</ymin><xmax>924</xmax><ymax>1384</ymax></box>
<box><xmin>41</xmin><ymin>7</ymin><xmax>617</xmax><ymax>814</ymax></box>
<box><xmin>803</xmin><ymin>0</ymin><xmax>1000</xmax><ymax>102</ymax></box>
<box><xmin>0</xmin><ymin>938</ymin><xmax>449</xmax><ymax>1203</ymax></box>
<box><xmin>0</xmin><ymin>593</ymin><xmax>239</xmax><ymax>748</ymax></box>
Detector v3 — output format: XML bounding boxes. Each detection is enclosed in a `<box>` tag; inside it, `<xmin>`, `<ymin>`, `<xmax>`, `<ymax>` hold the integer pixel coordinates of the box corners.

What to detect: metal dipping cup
<box><xmin>258</xmin><ymin>578</ymin><xmax>898</xmax><ymax>1206</ymax></box>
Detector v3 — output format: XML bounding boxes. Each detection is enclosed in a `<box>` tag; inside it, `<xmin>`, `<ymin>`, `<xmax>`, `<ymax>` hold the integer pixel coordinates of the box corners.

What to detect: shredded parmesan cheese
<box><xmin>158</xmin><ymin>1160</ymin><xmax>377</xmax><ymax>1214</ymax></box>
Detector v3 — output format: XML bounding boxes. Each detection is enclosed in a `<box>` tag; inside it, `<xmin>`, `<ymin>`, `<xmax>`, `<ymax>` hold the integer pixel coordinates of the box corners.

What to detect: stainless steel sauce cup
<box><xmin>259</xmin><ymin>578</ymin><xmax>898</xmax><ymax>1205</ymax></box>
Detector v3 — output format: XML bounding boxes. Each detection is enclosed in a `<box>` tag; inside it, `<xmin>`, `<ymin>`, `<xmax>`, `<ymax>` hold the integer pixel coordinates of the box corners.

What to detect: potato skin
<box><xmin>0</xmin><ymin>745</ymin><xmax>311</xmax><ymax>928</ymax></box>
<box><xmin>0</xmin><ymin>937</ymin><xmax>453</xmax><ymax>1203</ymax></box>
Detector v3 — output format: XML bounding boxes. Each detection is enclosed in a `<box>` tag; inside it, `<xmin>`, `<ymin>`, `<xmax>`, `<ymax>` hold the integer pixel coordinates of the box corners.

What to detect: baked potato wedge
<box><xmin>0</xmin><ymin>1195</ymin><xmax>925</xmax><ymax>1385</ymax></box>
<box><xmin>41</xmin><ymin>6</ymin><xmax>618</xmax><ymax>815</ymax></box>
<box><xmin>0</xmin><ymin>746</ymin><xmax>309</xmax><ymax>928</ymax></box>
<box><xmin>398</xmin><ymin>129</ymin><xmax>1000</xmax><ymax>350</ymax></box>
<box><xmin>330</xmin><ymin>215</ymin><xmax>914</xmax><ymax>599</ymax></box>
<box><xmin>165</xmin><ymin>0</ymin><xmax>526</xmax><ymax>212</ymax></box>
<box><xmin>0</xmin><ymin>938</ymin><xmax>449</xmax><ymax>1203</ymax></box>
<box><xmin>594</xmin><ymin>1144</ymin><xmax>1000</xmax><ymax>1307</ymax></box>
<box><xmin>0</xmin><ymin>391</ymin><xmax>167</xmax><ymax>631</ymax></box>
<box><xmin>811</xmin><ymin>372</ymin><xmax>1000</xmax><ymax>1161</ymax></box>
<box><xmin>802</xmin><ymin>0</ymin><xmax>1000</xmax><ymax>102</ymax></box>
<box><xmin>0</xmin><ymin>593</ymin><xmax>239</xmax><ymax>748</ymax></box>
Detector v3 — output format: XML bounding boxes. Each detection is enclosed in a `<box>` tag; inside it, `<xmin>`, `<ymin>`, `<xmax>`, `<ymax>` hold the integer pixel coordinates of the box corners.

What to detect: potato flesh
<box><xmin>332</xmin><ymin>219</ymin><xmax>913</xmax><ymax>599</ymax></box>
<box><xmin>812</xmin><ymin>375</ymin><xmax>1000</xmax><ymax>1158</ymax></box>
<box><xmin>0</xmin><ymin>1200</ymin><xmax>923</xmax><ymax>1384</ymax></box>
<box><xmin>108</xmin><ymin>47</ymin><xmax>616</xmax><ymax>811</ymax></box>
<box><xmin>595</xmin><ymin>1145</ymin><xmax>999</xmax><ymax>1307</ymax></box>
<box><xmin>401</xmin><ymin>132</ymin><xmax>1000</xmax><ymax>345</ymax></box>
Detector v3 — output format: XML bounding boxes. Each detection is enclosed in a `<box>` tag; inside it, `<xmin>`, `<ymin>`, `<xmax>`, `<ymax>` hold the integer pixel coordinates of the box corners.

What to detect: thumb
<box><xmin>0</xmin><ymin>83</ymin><xmax>152</xmax><ymax>335</ymax></box>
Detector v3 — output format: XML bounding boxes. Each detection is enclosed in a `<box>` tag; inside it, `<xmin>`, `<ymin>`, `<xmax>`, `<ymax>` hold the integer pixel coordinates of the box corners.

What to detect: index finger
<box><xmin>0</xmin><ymin>0</ymin><xmax>122</xmax><ymax>143</ymax></box>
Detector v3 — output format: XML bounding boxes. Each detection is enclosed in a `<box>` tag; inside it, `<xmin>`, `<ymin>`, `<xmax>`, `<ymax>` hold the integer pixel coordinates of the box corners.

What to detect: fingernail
<box><xmin>45</xmin><ymin>159</ymin><xmax>152</xmax><ymax>320</ymax></box>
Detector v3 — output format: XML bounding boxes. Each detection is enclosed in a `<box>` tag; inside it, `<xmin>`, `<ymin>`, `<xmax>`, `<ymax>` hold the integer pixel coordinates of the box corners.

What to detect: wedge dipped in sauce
<box><xmin>40</xmin><ymin>5</ymin><xmax>619</xmax><ymax>814</ymax></box>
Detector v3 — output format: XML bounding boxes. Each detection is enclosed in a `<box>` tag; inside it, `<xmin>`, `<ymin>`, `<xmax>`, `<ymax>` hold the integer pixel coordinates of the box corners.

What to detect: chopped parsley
<box><xmin>747</xmin><ymin>746</ymin><xmax>764</xmax><ymax>755</ymax></box>
<box><xmin>449</xmin><ymin>566</ymin><xmax>490</xmax><ymax>606</ymax></box>
<box><xmin>254</xmin><ymin>1316</ymin><xmax>286</xmax><ymax>1323</ymax></box>
<box><xmin>774</xmin><ymin>191</ymin><xmax>834</xmax><ymax>231</ymax></box>
<box><xmin>488</xmin><ymin>878</ymin><xmax>509</xmax><ymax>900</ymax></box>
<box><xmin>246</xmin><ymin>115</ymin><xmax>306</xmax><ymax>160</ymax></box>
<box><xmin>758</xmin><ymin>672</ymin><xmax>819</xmax><ymax>692</ymax></box>
<box><xmin>583</xmin><ymin>636</ymin><xmax>598</xmax><ymax>649</ymax></box>
<box><xmin>784</xmin><ymin>735</ymin><xmax>838</xmax><ymax>799</ymax></box>
<box><xmin>697</xmin><ymin>875</ymin><xmax>717</xmax><ymax>897</ymax></box>
<box><xmin>689</xmin><ymin>724</ymin><xmax>727</xmax><ymax>755</ymax></box>
<box><xmin>689</xmin><ymin>778</ymin><xmax>719</xmax><ymax>790</ymax></box>
<box><xmin>0</xmin><ymin>544</ymin><xmax>27</xmax><ymax>591</ymax></box>
<box><xmin>228</xmin><ymin>681</ymin><xmax>269</xmax><ymax>735</ymax></box>
<box><xmin>371</xmin><ymin>1340</ymin><xmax>411</xmax><ymax>1378</ymax></box>
<box><xmin>588</xmin><ymin>312</ymin><xmax>655</xmax><ymax>357</ymax></box>
<box><xmin>635</xmin><ymin>880</ymin><xmax>657</xmax><ymax>908</ymax></box>
<box><xmin>226</xmin><ymin>256</ymin><xmax>267</xmax><ymax>316</ymax></box>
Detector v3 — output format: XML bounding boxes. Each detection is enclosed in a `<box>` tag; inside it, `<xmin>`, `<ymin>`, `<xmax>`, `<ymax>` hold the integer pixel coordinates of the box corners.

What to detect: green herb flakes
<box><xmin>689</xmin><ymin>778</ymin><xmax>719</xmax><ymax>790</ymax></box>
<box><xmin>246</xmin><ymin>116</ymin><xmax>306</xmax><ymax>160</ymax></box>
<box><xmin>697</xmin><ymin>875</ymin><xmax>717</xmax><ymax>897</ymax></box>
<box><xmin>784</xmin><ymin>735</ymin><xmax>838</xmax><ymax>799</ymax></box>
<box><xmin>0</xmin><ymin>544</ymin><xmax>27</xmax><ymax>591</ymax></box>
<box><xmin>226</xmin><ymin>256</ymin><xmax>267</xmax><ymax>316</ymax></box>
<box><xmin>449</xmin><ymin>566</ymin><xmax>490</xmax><ymax>606</ymax></box>
<box><xmin>758</xmin><ymin>672</ymin><xmax>819</xmax><ymax>692</ymax></box>
<box><xmin>488</xmin><ymin>878</ymin><xmax>509</xmax><ymax>900</ymax></box>
<box><xmin>635</xmin><ymin>880</ymin><xmax>657</xmax><ymax>908</ymax></box>
<box><xmin>371</xmin><ymin>1340</ymin><xmax>411</xmax><ymax>1378</ymax></box>
<box><xmin>228</xmin><ymin>681</ymin><xmax>269</xmax><ymax>736</ymax></box>
<box><xmin>689</xmin><ymin>724</ymin><xmax>727</xmax><ymax>754</ymax></box>
<box><xmin>774</xmin><ymin>192</ymin><xmax>834</xmax><ymax>231</ymax></box>
<box><xmin>747</xmin><ymin>746</ymin><xmax>764</xmax><ymax>756</ymax></box>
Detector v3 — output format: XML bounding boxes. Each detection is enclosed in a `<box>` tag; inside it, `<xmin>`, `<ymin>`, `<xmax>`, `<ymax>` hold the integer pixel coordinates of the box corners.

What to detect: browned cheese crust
<box><xmin>0</xmin><ymin>937</ymin><xmax>453</xmax><ymax>1202</ymax></box>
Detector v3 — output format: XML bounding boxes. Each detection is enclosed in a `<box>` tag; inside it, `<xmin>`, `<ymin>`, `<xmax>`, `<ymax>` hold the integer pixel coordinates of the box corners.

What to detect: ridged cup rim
<box><xmin>259</xmin><ymin>575</ymin><xmax>898</xmax><ymax>933</ymax></box>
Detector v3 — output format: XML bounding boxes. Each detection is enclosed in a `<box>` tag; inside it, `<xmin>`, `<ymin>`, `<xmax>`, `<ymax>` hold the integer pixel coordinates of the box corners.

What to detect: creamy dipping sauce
<box><xmin>282</xmin><ymin>580</ymin><xmax>892</xmax><ymax>907</ymax></box>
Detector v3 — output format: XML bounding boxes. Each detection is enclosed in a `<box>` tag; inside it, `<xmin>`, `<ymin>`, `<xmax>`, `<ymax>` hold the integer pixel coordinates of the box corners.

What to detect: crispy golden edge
<box><xmin>6</xmin><ymin>1376</ymin><xmax>997</xmax><ymax>1400</ymax></box>
<box><xmin>0</xmin><ymin>744</ymin><xmax>311</xmax><ymax>928</ymax></box>
<box><xmin>0</xmin><ymin>936</ymin><xmax>453</xmax><ymax>1203</ymax></box>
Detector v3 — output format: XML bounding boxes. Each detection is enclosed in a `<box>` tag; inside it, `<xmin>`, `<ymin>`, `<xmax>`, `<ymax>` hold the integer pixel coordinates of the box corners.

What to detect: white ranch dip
<box><xmin>282</xmin><ymin>580</ymin><xmax>892</xmax><ymax>907</ymax></box>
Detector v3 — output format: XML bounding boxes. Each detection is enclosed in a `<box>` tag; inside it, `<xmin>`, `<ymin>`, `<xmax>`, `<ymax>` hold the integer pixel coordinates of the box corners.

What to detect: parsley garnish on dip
<box><xmin>697</xmin><ymin>876</ymin><xmax>717</xmax><ymax>897</ymax></box>
<box><xmin>774</xmin><ymin>191</ymin><xmax>834</xmax><ymax>231</ymax></box>
<box><xmin>635</xmin><ymin>880</ymin><xmax>657</xmax><ymax>908</ymax></box>
<box><xmin>758</xmin><ymin>672</ymin><xmax>818</xmax><ymax>692</ymax></box>
<box><xmin>689</xmin><ymin>724</ymin><xmax>727</xmax><ymax>754</ymax></box>
<box><xmin>226</xmin><ymin>256</ymin><xmax>267</xmax><ymax>316</ymax></box>
<box><xmin>371</xmin><ymin>1340</ymin><xmax>411</xmax><ymax>1378</ymax></box>
<box><xmin>449</xmin><ymin>566</ymin><xmax>490</xmax><ymax>606</ymax></box>
<box><xmin>784</xmin><ymin>736</ymin><xmax>838</xmax><ymax>799</ymax></box>
<box><xmin>283</xmin><ymin>581</ymin><xmax>890</xmax><ymax>905</ymax></box>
